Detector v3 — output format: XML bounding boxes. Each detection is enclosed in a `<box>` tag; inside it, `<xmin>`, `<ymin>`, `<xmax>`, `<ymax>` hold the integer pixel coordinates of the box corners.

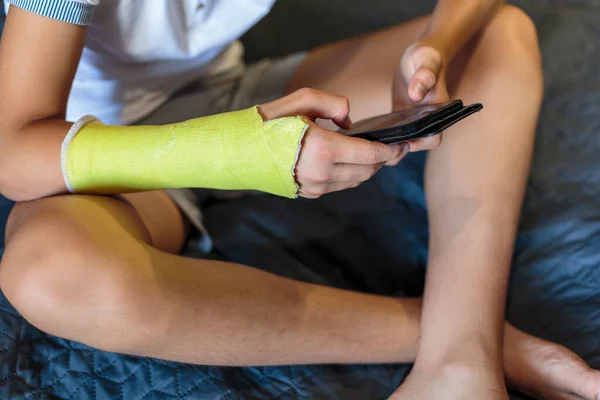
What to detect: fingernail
<box><xmin>401</xmin><ymin>142</ymin><xmax>410</xmax><ymax>154</ymax></box>
<box><xmin>412</xmin><ymin>82</ymin><xmax>426</xmax><ymax>100</ymax></box>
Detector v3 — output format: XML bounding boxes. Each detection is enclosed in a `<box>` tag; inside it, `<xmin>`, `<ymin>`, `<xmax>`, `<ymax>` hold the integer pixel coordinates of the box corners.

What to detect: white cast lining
<box><xmin>60</xmin><ymin>115</ymin><xmax>99</xmax><ymax>192</ymax></box>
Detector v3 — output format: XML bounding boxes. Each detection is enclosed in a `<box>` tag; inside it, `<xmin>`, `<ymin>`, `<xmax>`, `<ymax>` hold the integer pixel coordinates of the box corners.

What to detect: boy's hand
<box><xmin>394</xmin><ymin>41</ymin><xmax>450</xmax><ymax>152</ymax></box>
<box><xmin>260</xmin><ymin>88</ymin><xmax>409</xmax><ymax>199</ymax></box>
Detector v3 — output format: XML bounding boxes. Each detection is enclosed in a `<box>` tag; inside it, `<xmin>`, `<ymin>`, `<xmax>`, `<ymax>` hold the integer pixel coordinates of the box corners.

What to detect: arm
<box><xmin>0</xmin><ymin>6</ymin><xmax>407</xmax><ymax>202</ymax></box>
<box><xmin>422</xmin><ymin>0</ymin><xmax>503</xmax><ymax>61</ymax></box>
<box><xmin>394</xmin><ymin>0</ymin><xmax>504</xmax><ymax>149</ymax></box>
<box><xmin>0</xmin><ymin>6</ymin><xmax>85</xmax><ymax>200</ymax></box>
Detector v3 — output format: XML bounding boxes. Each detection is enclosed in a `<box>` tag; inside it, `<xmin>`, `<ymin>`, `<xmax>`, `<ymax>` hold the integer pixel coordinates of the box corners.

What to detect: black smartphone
<box><xmin>341</xmin><ymin>100</ymin><xmax>483</xmax><ymax>145</ymax></box>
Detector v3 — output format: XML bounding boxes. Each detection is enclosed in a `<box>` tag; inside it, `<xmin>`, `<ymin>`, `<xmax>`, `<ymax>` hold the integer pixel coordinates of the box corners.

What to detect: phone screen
<box><xmin>342</xmin><ymin>101</ymin><xmax>457</xmax><ymax>135</ymax></box>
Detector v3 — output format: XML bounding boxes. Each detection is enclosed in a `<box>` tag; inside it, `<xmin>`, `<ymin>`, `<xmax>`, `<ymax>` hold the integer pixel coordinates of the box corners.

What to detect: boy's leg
<box><xmin>0</xmin><ymin>4</ymin><xmax>597</xmax><ymax>397</ymax></box>
<box><xmin>2</xmin><ymin>191</ymin><xmax>599</xmax><ymax>398</ymax></box>
<box><xmin>0</xmin><ymin>193</ymin><xmax>424</xmax><ymax>365</ymax></box>
<box><xmin>285</xmin><ymin>4</ymin><xmax>600</xmax><ymax>399</ymax></box>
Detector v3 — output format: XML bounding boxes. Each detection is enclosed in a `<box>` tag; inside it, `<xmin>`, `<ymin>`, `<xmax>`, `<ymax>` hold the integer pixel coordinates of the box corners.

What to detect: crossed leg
<box><xmin>1</xmin><ymin>5</ymin><xmax>599</xmax><ymax>400</ymax></box>
<box><xmin>2</xmin><ymin>192</ymin><xmax>599</xmax><ymax>399</ymax></box>
<box><xmin>288</xmin><ymin>4</ymin><xmax>600</xmax><ymax>399</ymax></box>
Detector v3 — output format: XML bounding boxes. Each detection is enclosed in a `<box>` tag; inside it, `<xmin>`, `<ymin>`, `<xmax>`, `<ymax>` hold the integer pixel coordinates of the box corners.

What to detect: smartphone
<box><xmin>341</xmin><ymin>100</ymin><xmax>483</xmax><ymax>145</ymax></box>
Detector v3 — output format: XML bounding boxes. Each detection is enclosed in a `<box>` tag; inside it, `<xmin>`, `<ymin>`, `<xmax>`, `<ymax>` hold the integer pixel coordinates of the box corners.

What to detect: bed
<box><xmin>1</xmin><ymin>0</ymin><xmax>599</xmax><ymax>398</ymax></box>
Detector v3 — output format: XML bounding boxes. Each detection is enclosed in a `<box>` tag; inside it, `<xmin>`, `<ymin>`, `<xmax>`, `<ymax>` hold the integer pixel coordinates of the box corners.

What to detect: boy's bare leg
<box><xmin>0</xmin><ymin>5</ymin><xmax>597</xmax><ymax>399</ymax></box>
<box><xmin>1</xmin><ymin>193</ymin><xmax>599</xmax><ymax>398</ymax></box>
<box><xmin>395</xmin><ymin>7</ymin><xmax>539</xmax><ymax>398</ymax></box>
<box><xmin>287</xmin><ymin>4</ymin><xmax>600</xmax><ymax>400</ymax></box>
<box><xmin>1</xmin><ymin>193</ymin><xmax>423</xmax><ymax>366</ymax></box>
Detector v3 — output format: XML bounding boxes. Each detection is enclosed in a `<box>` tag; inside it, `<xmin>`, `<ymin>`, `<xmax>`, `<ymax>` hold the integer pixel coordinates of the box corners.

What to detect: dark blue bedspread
<box><xmin>1</xmin><ymin>1</ymin><xmax>600</xmax><ymax>399</ymax></box>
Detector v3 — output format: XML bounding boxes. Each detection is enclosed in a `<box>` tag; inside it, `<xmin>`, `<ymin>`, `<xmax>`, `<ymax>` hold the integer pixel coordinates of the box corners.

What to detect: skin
<box><xmin>3</xmin><ymin>194</ymin><xmax>600</xmax><ymax>400</ymax></box>
<box><xmin>0</xmin><ymin>1</ymin><xmax>599</xmax><ymax>400</ymax></box>
<box><xmin>287</xmin><ymin>1</ymin><xmax>538</xmax><ymax>396</ymax></box>
<box><xmin>0</xmin><ymin>10</ymin><xmax>412</xmax><ymax>202</ymax></box>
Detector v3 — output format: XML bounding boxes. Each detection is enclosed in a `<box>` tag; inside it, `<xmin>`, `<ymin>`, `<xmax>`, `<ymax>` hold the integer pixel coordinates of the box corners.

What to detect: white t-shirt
<box><xmin>5</xmin><ymin>0</ymin><xmax>276</xmax><ymax>124</ymax></box>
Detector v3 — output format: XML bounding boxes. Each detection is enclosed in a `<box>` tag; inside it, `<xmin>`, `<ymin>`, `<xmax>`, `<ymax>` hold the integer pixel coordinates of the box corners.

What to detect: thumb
<box><xmin>402</xmin><ymin>45</ymin><xmax>443</xmax><ymax>103</ymax></box>
<box><xmin>408</xmin><ymin>66</ymin><xmax>438</xmax><ymax>103</ymax></box>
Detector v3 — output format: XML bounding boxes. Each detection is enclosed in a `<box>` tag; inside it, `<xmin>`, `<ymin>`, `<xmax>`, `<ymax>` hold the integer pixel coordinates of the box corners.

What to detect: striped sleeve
<box><xmin>7</xmin><ymin>0</ymin><xmax>98</xmax><ymax>26</ymax></box>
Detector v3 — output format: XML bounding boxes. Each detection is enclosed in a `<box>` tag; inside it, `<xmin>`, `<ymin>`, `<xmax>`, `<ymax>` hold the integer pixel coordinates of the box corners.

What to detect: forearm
<box><xmin>0</xmin><ymin>119</ymin><xmax>70</xmax><ymax>201</ymax></box>
<box><xmin>0</xmin><ymin>105</ymin><xmax>306</xmax><ymax>201</ymax></box>
<box><xmin>424</xmin><ymin>0</ymin><xmax>504</xmax><ymax>59</ymax></box>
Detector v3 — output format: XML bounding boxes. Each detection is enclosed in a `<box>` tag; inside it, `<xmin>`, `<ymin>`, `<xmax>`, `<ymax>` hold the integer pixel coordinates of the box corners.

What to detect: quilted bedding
<box><xmin>1</xmin><ymin>1</ymin><xmax>600</xmax><ymax>398</ymax></box>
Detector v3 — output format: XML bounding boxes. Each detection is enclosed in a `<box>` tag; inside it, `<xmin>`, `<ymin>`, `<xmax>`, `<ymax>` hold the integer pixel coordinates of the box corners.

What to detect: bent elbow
<box><xmin>0</xmin><ymin>137</ymin><xmax>15</xmax><ymax>201</ymax></box>
<box><xmin>0</xmin><ymin>137</ymin><xmax>33</xmax><ymax>202</ymax></box>
<box><xmin>0</xmin><ymin>163</ymin><xmax>25</xmax><ymax>202</ymax></box>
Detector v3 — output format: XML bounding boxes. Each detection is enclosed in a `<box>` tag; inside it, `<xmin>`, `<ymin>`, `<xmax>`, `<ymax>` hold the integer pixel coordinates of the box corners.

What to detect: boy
<box><xmin>0</xmin><ymin>1</ymin><xmax>597</xmax><ymax>398</ymax></box>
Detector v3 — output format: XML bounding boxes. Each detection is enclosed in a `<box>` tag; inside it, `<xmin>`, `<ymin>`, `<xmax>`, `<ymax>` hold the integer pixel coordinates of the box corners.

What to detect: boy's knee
<box><xmin>486</xmin><ymin>5</ymin><xmax>541</xmax><ymax>66</ymax></box>
<box><xmin>494</xmin><ymin>5</ymin><xmax>538</xmax><ymax>43</ymax></box>
<box><xmin>472</xmin><ymin>5</ymin><xmax>543</xmax><ymax>98</ymax></box>
<box><xmin>0</xmin><ymin>197</ymin><xmax>152</xmax><ymax>352</ymax></box>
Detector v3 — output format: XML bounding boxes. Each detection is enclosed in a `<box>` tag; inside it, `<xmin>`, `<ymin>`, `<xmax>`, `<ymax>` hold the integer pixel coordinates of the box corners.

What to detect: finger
<box><xmin>400</xmin><ymin>44</ymin><xmax>442</xmax><ymax>103</ymax></box>
<box><xmin>334</xmin><ymin>136</ymin><xmax>409</xmax><ymax>165</ymax></box>
<box><xmin>406</xmin><ymin>134</ymin><xmax>442</xmax><ymax>152</ymax></box>
<box><xmin>259</xmin><ymin>88</ymin><xmax>352</xmax><ymax>129</ymax></box>
<box><xmin>385</xmin><ymin>147</ymin><xmax>411</xmax><ymax>166</ymax></box>
<box><xmin>409</xmin><ymin>67</ymin><xmax>437</xmax><ymax>103</ymax></box>
<box><xmin>330</xmin><ymin>162</ymin><xmax>385</xmax><ymax>183</ymax></box>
